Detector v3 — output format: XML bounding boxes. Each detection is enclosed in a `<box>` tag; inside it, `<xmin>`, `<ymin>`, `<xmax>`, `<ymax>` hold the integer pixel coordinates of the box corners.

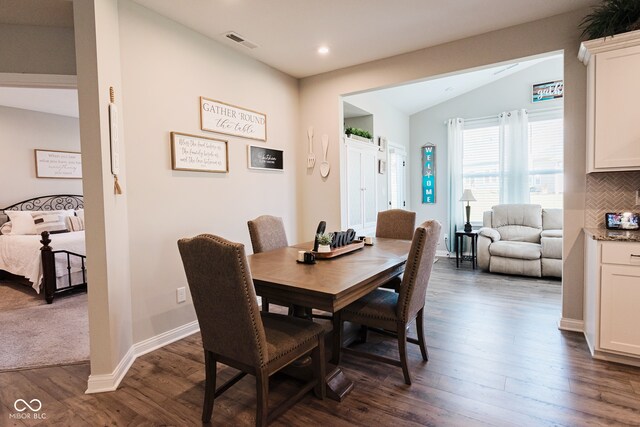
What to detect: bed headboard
<box><xmin>0</xmin><ymin>195</ymin><xmax>84</xmax><ymax>226</ymax></box>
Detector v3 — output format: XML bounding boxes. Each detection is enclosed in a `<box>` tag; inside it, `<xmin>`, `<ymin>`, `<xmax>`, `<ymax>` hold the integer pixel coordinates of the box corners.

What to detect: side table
<box><xmin>455</xmin><ymin>230</ymin><xmax>478</xmax><ymax>269</ymax></box>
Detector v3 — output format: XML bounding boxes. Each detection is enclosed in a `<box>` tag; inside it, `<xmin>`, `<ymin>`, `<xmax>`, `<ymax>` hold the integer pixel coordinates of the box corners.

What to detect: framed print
<box><xmin>532</xmin><ymin>80</ymin><xmax>563</xmax><ymax>103</ymax></box>
<box><xmin>200</xmin><ymin>97</ymin><xmax>267</xmax><ymax>141</ymax></box>
<box><xmin>247</xmin><ymin>145</ymin><xmax>283</xmax><ymax>171</ymax></box>
<box><xmin>171</xmin><ymin>132</ymin><xmax>229</xmax><ymax>173</ymax></box>
<box><xmin>35</xmin><ymin>149</ymin><xmax>82</xmax><ymax>179</ymax></box>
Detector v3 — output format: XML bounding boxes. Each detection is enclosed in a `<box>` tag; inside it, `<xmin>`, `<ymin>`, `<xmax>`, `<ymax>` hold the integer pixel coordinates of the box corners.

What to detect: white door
<box><xmin>388</xmin><ymin>145</ymin><xmax>407</xmax><ymax>209</ymax></box>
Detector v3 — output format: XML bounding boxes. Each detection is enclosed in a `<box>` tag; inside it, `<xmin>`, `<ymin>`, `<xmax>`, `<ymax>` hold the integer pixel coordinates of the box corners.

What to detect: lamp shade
<box><xmin>459</xmin><ymin>189</ymin><xmax>476</xmax><ymax>202</ymax></box>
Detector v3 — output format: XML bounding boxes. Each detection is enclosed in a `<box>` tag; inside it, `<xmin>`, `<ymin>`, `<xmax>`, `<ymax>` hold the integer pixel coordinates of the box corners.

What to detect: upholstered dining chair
<box><xmin>178</xmin><ymin>234</ymin><xmax>325</xmax><ymax>426</ymax></box>
<box><xmin>375</xmin><ymin>209</ymin><xmax>417</xmax><ymax>291</ymax></box>
<box><xmin>248</xmin><ymin>215</ymin><xmax>290</xmax><ymax>313</ymax></box>
<box><xmin>375</xmin><ymin>209</ymin><xmax>417</xmax><ymax>240</ymax></box>
<box><xmin>332</xmin><ymin>219</ymin><xmax>441</xmax><ymax>385</ymax></box>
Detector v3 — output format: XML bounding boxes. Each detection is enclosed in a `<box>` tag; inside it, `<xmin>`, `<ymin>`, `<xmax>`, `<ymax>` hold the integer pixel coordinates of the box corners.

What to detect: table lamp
<box><xmin>459</xmin><ymin>189</ymin><xmax>476</xmax><ymax>232</ymax></box>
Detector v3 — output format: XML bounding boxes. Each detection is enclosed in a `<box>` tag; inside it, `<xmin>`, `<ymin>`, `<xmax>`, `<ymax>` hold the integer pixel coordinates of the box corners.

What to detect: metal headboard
<box><xmin>2</xmin><ymin>195</ymin><xmax>83</xmax><ymax>212</ymax></box>
<box><xmin>0</xmin><ymin>195</ymin><xmax>83</xmax><ymax>225</ymax></box>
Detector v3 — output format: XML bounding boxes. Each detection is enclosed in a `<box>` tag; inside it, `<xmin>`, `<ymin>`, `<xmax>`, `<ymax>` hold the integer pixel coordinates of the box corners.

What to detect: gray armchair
<box><xmin>477</xmin><ymin>204</ymin><xmax>562</xmax><ymax>278</ymax></box>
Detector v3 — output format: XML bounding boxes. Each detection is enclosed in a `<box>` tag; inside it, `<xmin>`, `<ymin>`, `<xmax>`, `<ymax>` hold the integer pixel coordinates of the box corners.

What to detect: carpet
<box><xmin>0</xmin><ymin>281</ymin><xmax>89</xmax><ymax>371</ymax></box>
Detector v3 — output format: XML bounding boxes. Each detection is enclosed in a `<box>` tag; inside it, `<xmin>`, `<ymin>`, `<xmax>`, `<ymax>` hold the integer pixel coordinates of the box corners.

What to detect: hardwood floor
<box><xmin>2</xmin><ymin>258</ymin><xmax>640</xmax><ymax>426</ymax></box>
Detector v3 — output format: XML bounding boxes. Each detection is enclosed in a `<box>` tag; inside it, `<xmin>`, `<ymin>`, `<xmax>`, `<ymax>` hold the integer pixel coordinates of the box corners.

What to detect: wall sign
<box><xmin>532</xmin><ymin>80</ymin><xmax>564</xmax><ymax>103</ymax></box>
<box><xmin>35</xmin><ymin>150</ymin><xmax>82</xmax><ymax>179</ymax></box>
<box><xmin>421</xmin><ymin>144</ymin><xmax>435</xmax><ymax>204</ymax></box>
<box><xmin>248</xmin><ymin>145</ymin><xmax>283</xmax><ymax>171</ymax></box>
<box><xmin>171</xmin><ymin>132</ymin><xmax>228</xmax><ymax>173</ymax></box>
<box><xmin>200</xmin><ymin>97</ymin><xmax>267</xmax><ymax>141</ymax></box>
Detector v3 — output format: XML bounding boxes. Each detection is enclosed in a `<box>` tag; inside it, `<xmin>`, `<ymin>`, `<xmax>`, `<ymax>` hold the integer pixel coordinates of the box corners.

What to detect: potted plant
<box><xmin>580</xmin><ymin>0</ymin><xmax>640</xmax><ymax>40</ymax></box>
<box><xmin>345</xmin><ymin>127</ymin><xmax>373</xmax><ymax>143</ymax></box>
<box><xmin>316</xmin><ymin>232</ymin><xmax>334</xmax><ymax>253</ymax></box>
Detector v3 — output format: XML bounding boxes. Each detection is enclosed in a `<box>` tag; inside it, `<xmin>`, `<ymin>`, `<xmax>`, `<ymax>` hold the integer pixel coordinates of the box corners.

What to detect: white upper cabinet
<box><xmin>579</xmin><ymin>30</ymin><xmax>640</xmax><ymax>173</ymax></box>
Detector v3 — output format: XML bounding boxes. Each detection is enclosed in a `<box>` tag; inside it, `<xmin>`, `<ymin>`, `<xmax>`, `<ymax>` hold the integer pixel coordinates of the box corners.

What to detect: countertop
<box><xmin>584</xmin><ymin>228</ymin><xmax>640</xmax><ymax>242</ymax></box>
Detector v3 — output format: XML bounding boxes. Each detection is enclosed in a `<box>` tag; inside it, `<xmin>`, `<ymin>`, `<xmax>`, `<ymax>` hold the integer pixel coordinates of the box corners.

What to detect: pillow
<box><xmin>75</xmin><ymin>208</ymin><xmax>85</xmax><ymax>222</ymax></box>
<box><xmin>0</xmin><ymin>221</ymin><xmax>11</xmax><ymax>235</ymax></box>
<box><xmin>65</xmin><ymin>215</ymin><xmax>85</xmax><ymax>232</ymax></box>
<box><xmin>7</xmin><ymin>211</ymin><xmax>37</xmax><ymax>235</ymax></box>
<box><xmin>32</xmin><ymin>212</ymin><xmax>68</xmax><ymax>234</ymax></box>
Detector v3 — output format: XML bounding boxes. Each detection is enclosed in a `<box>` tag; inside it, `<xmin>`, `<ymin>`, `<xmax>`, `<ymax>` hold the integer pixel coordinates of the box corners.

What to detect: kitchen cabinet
<box><xmin>345</xmin><ymin>137</ymin><xmax>377</xmax><ymax>234</ymax></box>
<box><xmin>579</xmin><ymin>30</ymin><xmax>640</xmax><ymax>173</ymax></box>
<box><xmin>583</xmin><ymin>234</ymin><xmax>640</xmax><ymax>365</ymax></box>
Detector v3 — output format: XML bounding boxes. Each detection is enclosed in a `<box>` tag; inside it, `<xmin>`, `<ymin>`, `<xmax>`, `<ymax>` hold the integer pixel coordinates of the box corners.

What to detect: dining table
<box><xmin>247</xmin><ymin>237</ymin><xmax>412</xmax><ymax>401</ymax></box>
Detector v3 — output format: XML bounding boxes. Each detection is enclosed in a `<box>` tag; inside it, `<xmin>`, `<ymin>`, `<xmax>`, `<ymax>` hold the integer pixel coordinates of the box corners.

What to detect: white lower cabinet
<box><xmin>600</xmin><ymin>264</ymin><xmax>640</xmax><ymax>355</ymax></box>
<box><xmin>584</xmin><ymin>237</ymin><xmax>640</xmax><ymax>364</ymax></box>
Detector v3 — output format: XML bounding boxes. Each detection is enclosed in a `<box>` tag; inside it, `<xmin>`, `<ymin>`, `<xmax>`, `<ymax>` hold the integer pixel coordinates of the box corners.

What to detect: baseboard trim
<box><xmin>557</xmin><ymin>317</ymin><xmax>584</xmax><ymax>332</ymax></box>
<box><xmin>133</xmin><ymin>320</ymin><xmax>200</xmax><ymax>358</ymax></box>
<box><xmin>435</xmin><ymin>250</ymin><xmax>450</xmax><ymax>258</ymax></box>
<box><xmin>85</xmin><ymin>346</ymin><xmax>135</xmax><ymax>394</ymax></box>
<box><xmin>85</xmin><ymin>320</ymin><xmax>200</xmax><ymax>394</ymax></box>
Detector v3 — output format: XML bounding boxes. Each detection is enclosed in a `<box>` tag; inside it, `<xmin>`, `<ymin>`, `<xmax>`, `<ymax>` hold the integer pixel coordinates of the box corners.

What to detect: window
<box><xmin>462</xmin><ymin>110</ymin><xmax>563</xmax><ymax>222</ymax></box>
<box><xmin>462</xmin><ymin>122</ymin><xmax>500</xmax><ymax>222</ymax></box>
<box><xmin>528</xmin><ymin>115</ymin><xmax>563</xmax><ymax>209</ymax></box>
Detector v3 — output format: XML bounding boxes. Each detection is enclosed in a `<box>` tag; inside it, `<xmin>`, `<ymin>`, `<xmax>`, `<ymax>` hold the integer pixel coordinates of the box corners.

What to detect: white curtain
<box><xmin>447</xmin><ymin>118</ymin><xmax>464</xmax><ymax>252</ymax></box>
<box><xmin>499</xmin><ymin>109</ymin><xmax>530</xmax><ymax>204</ymax></box>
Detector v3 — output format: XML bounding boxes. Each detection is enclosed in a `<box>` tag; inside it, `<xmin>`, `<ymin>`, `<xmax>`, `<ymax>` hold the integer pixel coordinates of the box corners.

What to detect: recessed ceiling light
<box><xmin>318</xmin><ymin>46</ymin><xmax>330</xmax><ymax>55</ymax></box>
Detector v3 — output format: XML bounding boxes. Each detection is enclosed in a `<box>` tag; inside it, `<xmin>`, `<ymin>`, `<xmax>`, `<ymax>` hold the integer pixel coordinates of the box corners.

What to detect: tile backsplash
<box><xmin>585</xmin><ymin>171</ymin><xmax>640</xmax><ymax>228</ymax></box>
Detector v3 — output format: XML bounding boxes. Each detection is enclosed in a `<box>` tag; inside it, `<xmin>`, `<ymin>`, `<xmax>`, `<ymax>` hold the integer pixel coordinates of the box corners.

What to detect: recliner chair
<box><xmin>477</xmin><ymin>204</ymin><xmax>562</xmax><ymax>278</ymax></box>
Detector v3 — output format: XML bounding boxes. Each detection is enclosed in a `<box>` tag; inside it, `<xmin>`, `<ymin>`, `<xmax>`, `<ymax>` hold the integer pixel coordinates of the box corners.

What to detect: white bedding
<box><xmin>0</xmin><ymin>231</ymin><xmax>86</xmax><ymax>293</ymax></box>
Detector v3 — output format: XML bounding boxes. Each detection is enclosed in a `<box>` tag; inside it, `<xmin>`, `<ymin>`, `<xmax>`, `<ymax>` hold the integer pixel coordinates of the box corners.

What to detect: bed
<box><xmin>0</xmin><ymin>195</ymin><xmax>87</xmax><ymax>304</ymax></box>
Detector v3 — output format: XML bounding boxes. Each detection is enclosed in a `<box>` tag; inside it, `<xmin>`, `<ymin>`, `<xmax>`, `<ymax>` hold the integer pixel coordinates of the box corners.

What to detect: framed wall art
<box><xmin>532</xmin><ymin>80</ymin><xmax>564</xmax><ymax>103</ymax></box>
<box><xmin>200</xmin><ymin>97</ymin><xmax>267</xmax><ymax>141</ymax></box>
<box><xmin>171</xmin><ymin>132</ymin><xmax>229</xmax><ymax>173</ymax></box>
<box><xmin>421</xmin><ymin>144</ymin><xmax>435</xmax><ymax>204</ymax></box>
<box><xmin>247</xmin><ymin>145</ymin><xmax>283</xmax><ymax>171</ymax></box>
<box><xmin>35</xmin><ymin>149</ymin><xmax>82</xmax><ymax>179</ymax></box>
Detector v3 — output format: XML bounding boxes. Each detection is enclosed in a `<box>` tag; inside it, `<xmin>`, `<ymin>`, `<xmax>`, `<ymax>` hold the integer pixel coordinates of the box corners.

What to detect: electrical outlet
<box><xmin>176</xmin><ymin>287</ymin><xmax>187</xmax><ymax>304</ymax></box>
<box><xmin>443</xmin><ymin>233</ymin><xmax>449</xmax><ymax>241</ymax></box>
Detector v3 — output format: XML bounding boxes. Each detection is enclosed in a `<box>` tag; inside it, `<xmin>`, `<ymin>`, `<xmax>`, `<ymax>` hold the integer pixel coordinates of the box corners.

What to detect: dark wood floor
<box><xmin>2</xmin><ymin>258</ymin><xmax>640</xmax><ymax>426</ymax></box>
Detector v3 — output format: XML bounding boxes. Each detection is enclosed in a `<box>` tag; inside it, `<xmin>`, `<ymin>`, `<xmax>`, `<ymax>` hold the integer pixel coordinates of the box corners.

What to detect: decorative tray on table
<box><xmin>312</xmin><ymin>240</ymin><xmax>365</xmax><ymax>259</ymax></box>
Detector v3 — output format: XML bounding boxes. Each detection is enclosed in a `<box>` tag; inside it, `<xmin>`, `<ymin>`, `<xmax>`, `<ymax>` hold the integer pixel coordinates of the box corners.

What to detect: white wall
<box><xmin>0</xmin><ymin>106</ymin><xmax>82</xmax><ymax>207</ymax></box>
<box><xmin>0</xmin><ymin>24</ymin><xmax>76</xmax><ymax>75</ymax></box>
<box><xmin>117</xmin><ymin>0</ymin><xmax>300</xmax><ymax>343</ymax></box>
<box><xmin>342</xmin><ymin>93</ymin><xmax>411</xmax><ymax>213</ymax></box>
<box><xmin>299</xmin><ymin>9</ymin><xmax>587</xmax><ymax>323</ymax></box>
<box><xmin>74</xmin><ymin>0</ymin><xmax>133</xmax><ymax>384</ymax></box>
<box><xmin>409</xmin><ymin>56</ymin><xmax>563</xmax><ymax>249</ymax></box>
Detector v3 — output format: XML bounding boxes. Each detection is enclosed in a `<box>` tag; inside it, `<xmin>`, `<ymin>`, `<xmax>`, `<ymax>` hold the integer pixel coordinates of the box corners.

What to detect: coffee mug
<box><xmin>364</xmin><ymin>236</ymin><xmax>373</xmax><ymax>245</ymax></box>
<box><xmin>304</xmin><ymin>252</ymin><xmax>315</xmax><ymax>263</ymax></box>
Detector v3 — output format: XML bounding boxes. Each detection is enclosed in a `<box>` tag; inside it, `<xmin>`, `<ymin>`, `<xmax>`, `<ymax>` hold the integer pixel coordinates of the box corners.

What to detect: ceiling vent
<box><xmin>224</xmin><ymin>31</ymin><xmax>258</xmax><ymax>49</ymax></box>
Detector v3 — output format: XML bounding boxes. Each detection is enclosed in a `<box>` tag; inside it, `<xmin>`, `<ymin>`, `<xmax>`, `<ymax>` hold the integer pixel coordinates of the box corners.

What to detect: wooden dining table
<box><xmin>247</xmin><ymin>237</ymin><xmax>412</xmax><ymax>401</ymax></box>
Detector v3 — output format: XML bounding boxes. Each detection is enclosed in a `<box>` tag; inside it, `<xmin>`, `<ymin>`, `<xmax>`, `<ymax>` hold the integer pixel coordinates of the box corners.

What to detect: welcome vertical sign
<box><xmin>422</xmin><ymin>144</ymin><xmax>436</xmax><ymax>204</ymax></box>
